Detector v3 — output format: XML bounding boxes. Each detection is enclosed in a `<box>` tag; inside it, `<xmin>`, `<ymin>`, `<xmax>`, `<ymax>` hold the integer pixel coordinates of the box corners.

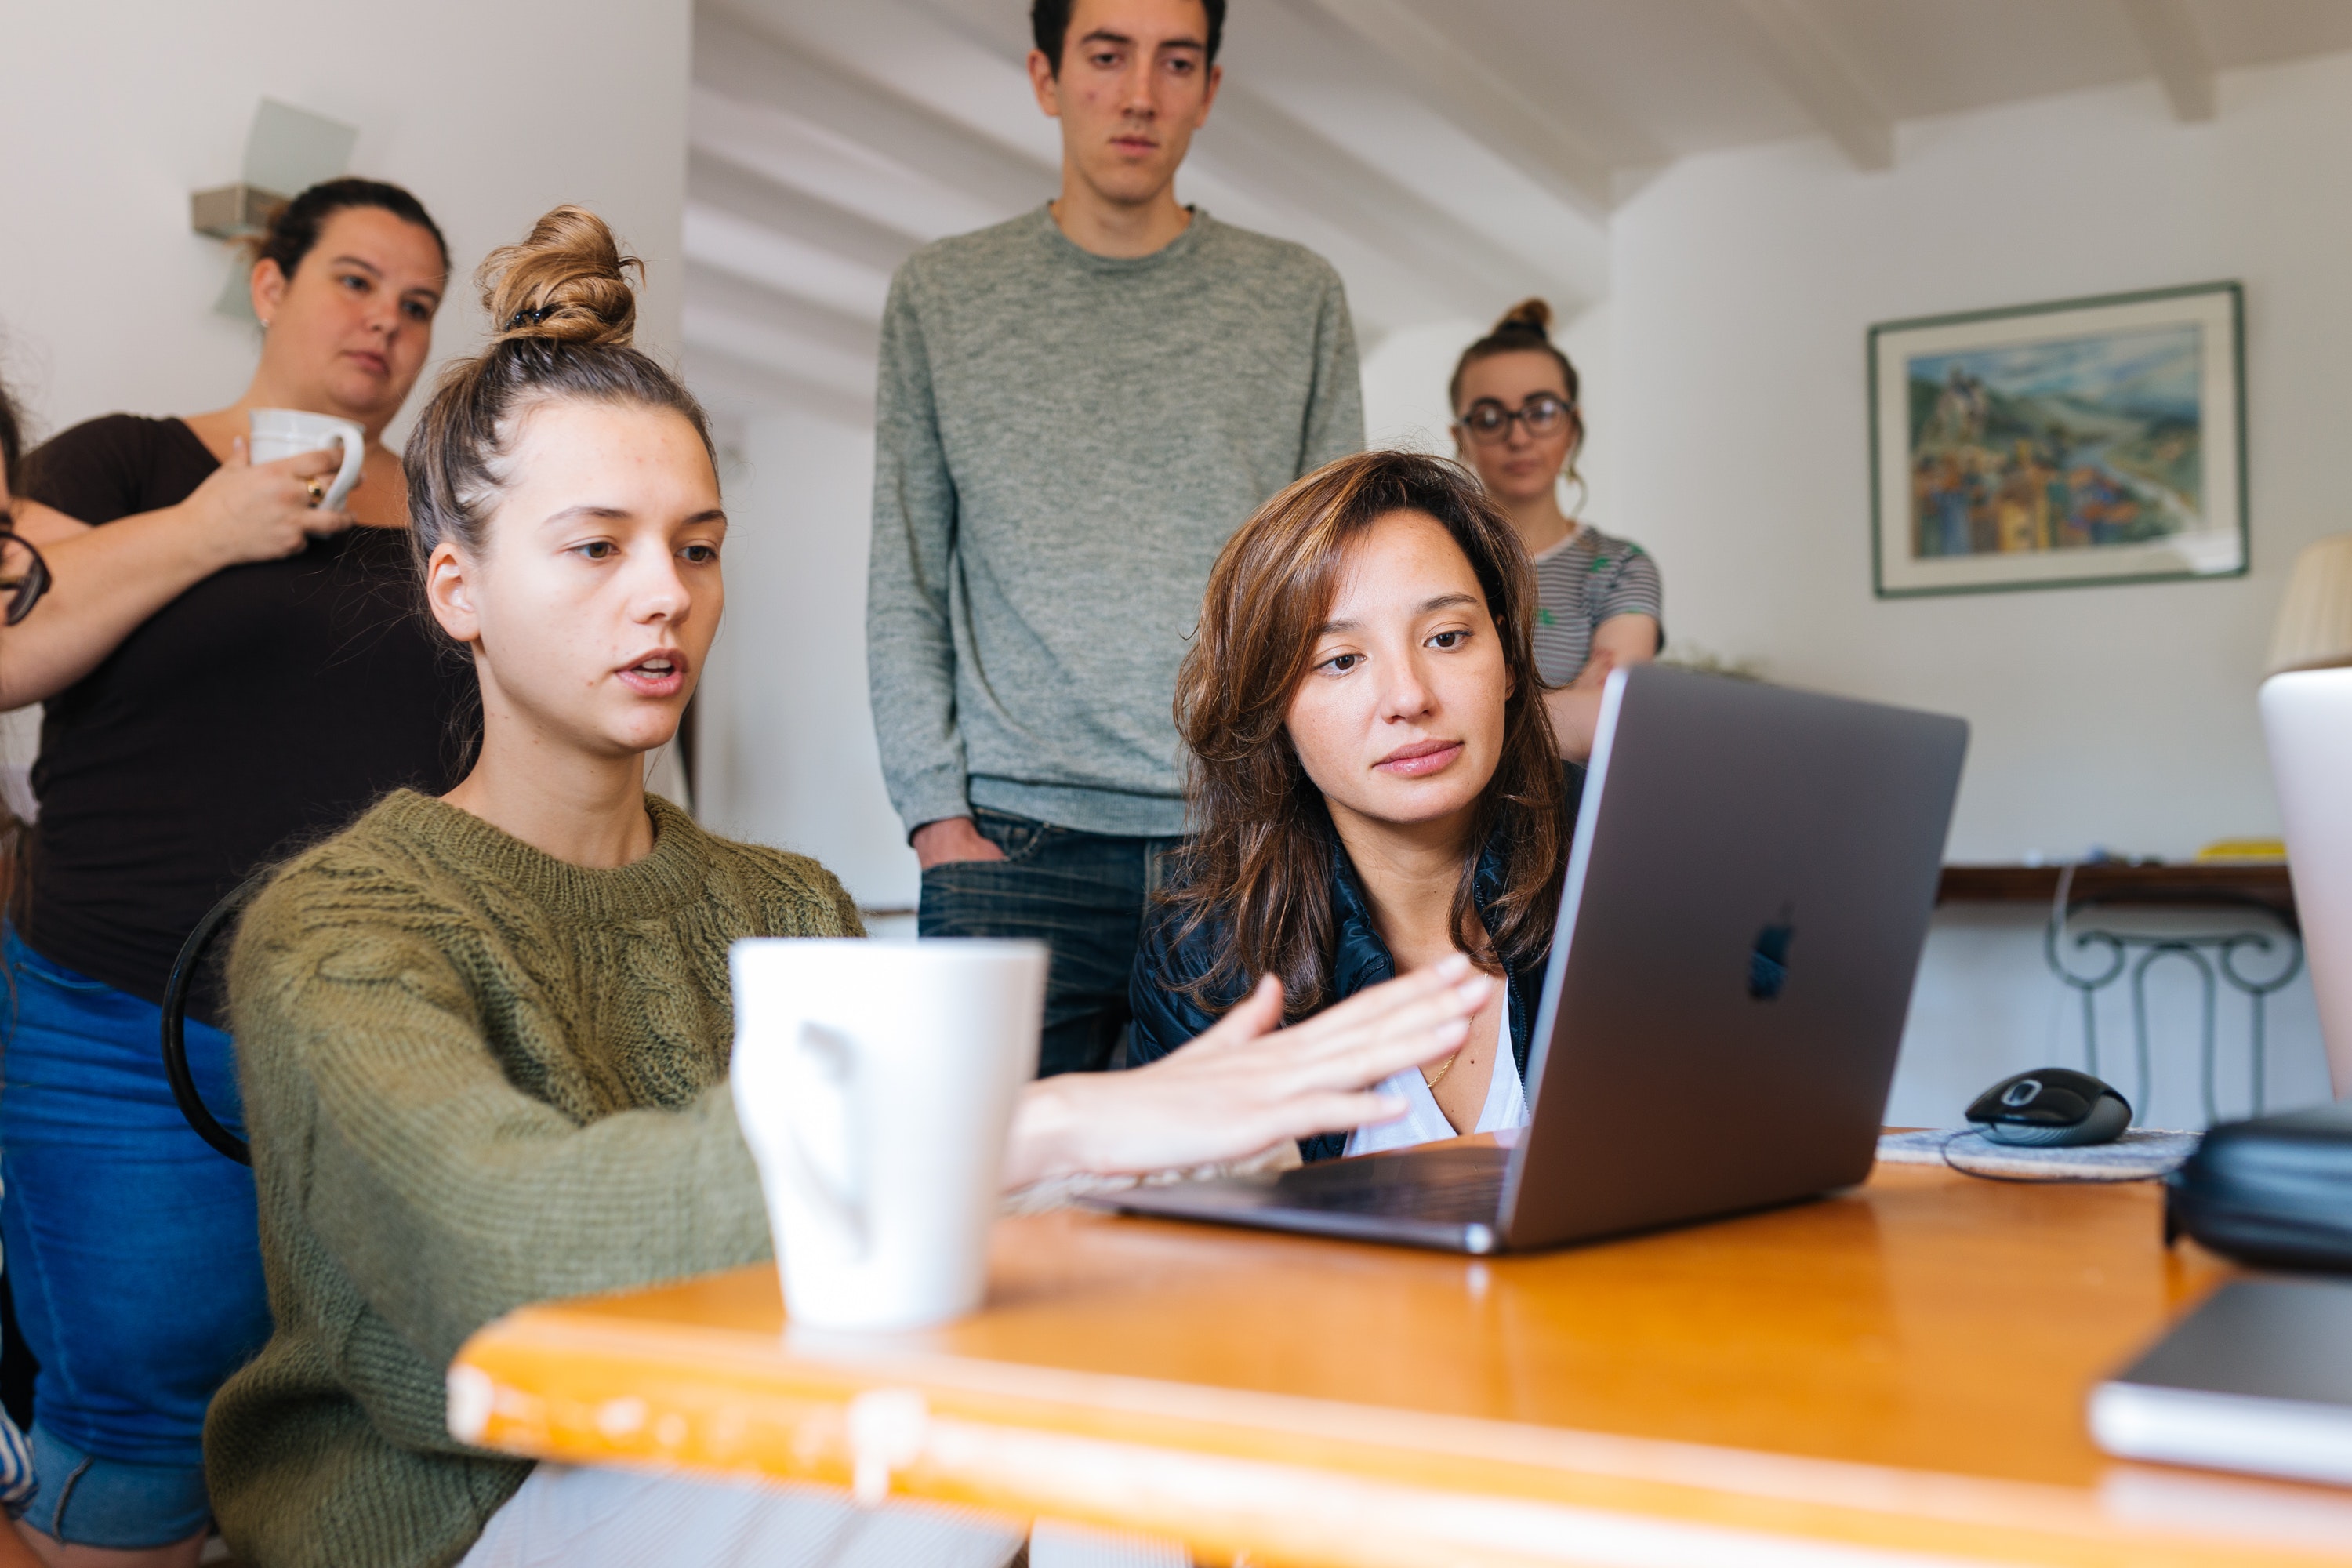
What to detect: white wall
<box><xmin>699</xmin><ymin>412</ymin><xmax>919</xmax><ymax>910</ymax></box>
<box><xmin>1606</xmin><ymin>55</ymin><xmax>2352</xmax><ymax>866</ymax></box>
<box><xmin>0</xmin><ymin>0</ymin><xmax>691</xmax><ymax>448</ymax></box>
<box><xmin>1359</xmin><ymin>307</ymin><xmax>1624</xmax><ymax>559</ymax></box>
<box><xmin>1896</xmin><ymin>903</ymin><xmax>2322</xmax><ymax>1131</ymax></box>
<box><xmin>1603</xmin><ymin>56</ymin><xmax>2352</xmax><ymax>1123</ymax></box>
<box><xmin>1360</xmin><ymin>319</ymin><xmax>1483</xmax><ymax>456</ymax></box>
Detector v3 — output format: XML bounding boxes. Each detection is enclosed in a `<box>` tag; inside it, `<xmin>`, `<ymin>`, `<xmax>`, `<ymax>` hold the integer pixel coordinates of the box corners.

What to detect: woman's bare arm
<box><xmin>8</xmin><ymin>498</ymin><xmax>90</xmax><ymax>546</ymax></box>
<box><xmin>1002</xmin><ymin>956</ymin><xmax>1490</xmax><ymax>1189</ymax></box>
<box><xmin>0</xmin><ymin>445</ymin><xmax>355</xmax><ymax>710</ymax></box>
<box><xmin>1543</xmin><ymin>612</ymin><xmax>1661</xmax><ymax>762</ymax></box>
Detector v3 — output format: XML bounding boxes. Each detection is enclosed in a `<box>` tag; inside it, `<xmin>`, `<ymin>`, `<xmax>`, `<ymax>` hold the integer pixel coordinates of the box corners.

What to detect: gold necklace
<box><xmin>1423</xmin><ymin>1051</ymin><xmax>1461</xmax><ymax>1090</ymax></box>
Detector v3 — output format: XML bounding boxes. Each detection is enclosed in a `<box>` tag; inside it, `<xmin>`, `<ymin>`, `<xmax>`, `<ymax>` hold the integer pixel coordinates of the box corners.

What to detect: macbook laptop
<box><xmin>1099</xmin><ymin>664</ymin><xmax>1968</xmax><ymax>1254</ymax></box>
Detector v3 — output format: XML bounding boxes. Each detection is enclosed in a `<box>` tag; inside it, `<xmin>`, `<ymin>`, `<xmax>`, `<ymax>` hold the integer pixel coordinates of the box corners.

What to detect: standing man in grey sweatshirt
<box><xmin>867</xmin><ymin>0</ymin><xmax>1363</xmax><ymax>1077</ymax></box>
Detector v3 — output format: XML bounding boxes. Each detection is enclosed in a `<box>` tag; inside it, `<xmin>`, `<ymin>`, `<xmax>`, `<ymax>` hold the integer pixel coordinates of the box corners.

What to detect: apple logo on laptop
<box><xmin>1748</xmin><ymin>911</ymin><xmax>1795</xmax><ymax>1000</ymax></box>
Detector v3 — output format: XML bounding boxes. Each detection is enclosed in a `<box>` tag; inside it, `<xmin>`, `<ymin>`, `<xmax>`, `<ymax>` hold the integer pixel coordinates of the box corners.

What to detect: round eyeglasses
<box><xmin>0</xmin><ymin>519</ymin><xmax>53</xmax><ymax>626</ymax></box>
<box><xmin>1457</xmin><ymin>392</ymin><xmax>1573</xmax><ymax>445</ymax></box>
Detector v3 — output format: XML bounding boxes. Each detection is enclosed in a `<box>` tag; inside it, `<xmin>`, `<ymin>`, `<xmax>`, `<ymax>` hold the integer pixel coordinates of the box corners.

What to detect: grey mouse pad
<box><xmin>1876</xmin><ymin>1127</ymin><xmax>2200</xmax><ymax>1180</ymax></box>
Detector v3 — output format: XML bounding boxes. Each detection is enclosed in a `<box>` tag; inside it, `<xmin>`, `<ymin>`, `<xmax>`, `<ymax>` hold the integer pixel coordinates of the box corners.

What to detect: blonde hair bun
<box><xmin>1492</xmin><ymin>297</ymin><xmax>1553</xmax><ymax>339</ymax></box>
<box><xmin>479</xmin><ymin>205</ymin><xmax>639</xmax><ymax>348</ymax></box>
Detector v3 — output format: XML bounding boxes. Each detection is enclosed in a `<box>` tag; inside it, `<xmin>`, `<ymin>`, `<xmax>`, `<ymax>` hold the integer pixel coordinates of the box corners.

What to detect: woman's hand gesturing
<box><xmin>1003</xmin><ymin>956</ymin><xmax>1491</xmax><ymax>1189</ymax></box>
<box><xmin>177</xmin><ymin>437</ymin><xmax>357</xmax><ymax>568</ymax></box>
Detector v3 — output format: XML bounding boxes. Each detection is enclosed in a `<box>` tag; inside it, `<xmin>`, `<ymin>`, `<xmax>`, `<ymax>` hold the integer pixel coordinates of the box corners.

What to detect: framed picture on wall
<box><xmin>1868</xmin><ymin>281</ymin><xmax>2245</xmax><ymax>598</ymax></box>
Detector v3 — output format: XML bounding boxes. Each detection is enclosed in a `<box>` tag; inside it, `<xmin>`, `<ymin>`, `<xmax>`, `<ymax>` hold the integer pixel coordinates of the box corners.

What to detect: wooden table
<box><xmin>451</xmin><ymin>1160</ymin><xmax>2352</xmax><ymax>1567</ymax></box>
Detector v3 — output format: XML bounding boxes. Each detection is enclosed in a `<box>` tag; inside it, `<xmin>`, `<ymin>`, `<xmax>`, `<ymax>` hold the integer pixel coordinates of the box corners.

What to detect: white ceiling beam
<box><xmin>694</xmin><ymin>8</ymin><xmax>1055</xmax><ymax>216</ymax></box>
<box><xmin>682</xmin><ymin>202</ymin><xmax>894</xmax><ymax>320</ymax></box>
<box><xmin>684</xmin><ymin>304</ymin><xmax>878</xmax><ymax>401</ymax></box>
<box><xmin>2121</xmin><ymin>0</ymin><xmax>2216</xmax><ymax>122</ymax></box>
<box><xmin>1718</xmin><ymin>0</ymin><xmax>1893</xmax><ymax>171</ymax></box>
<box><xmin>685</xmin><ymin>262</ymin><xmax>879</xmax><ymax>362</ymax></box>
<box><xmin>681</xmin><ymin>260</ymin><xmax>882</xmax><ymax>397</ymax></box>
<box><xmin>1198</xmin><ymin>85</ymin><xmax>1565</xmax><ymax>318</ymax></box>
<box><xmin>898</xmin><ymin>0</ymin><xmax>1570</xmax><ymax>315</ymax></box>
<box><xmin>1279</xmin><ymin>0</ymin><xmax>1630</xmax><ymax>217</ymax></box>
<box><xmin>689</xmin><ymin>85</ymin><xmax>1011</xmax><ymax>243</ymax></box>
<box><xmin>686</xmin><ymin>341</ymin><xmax>874</xmax><ymax>425</ymax></box>
<box><xmin>688</xmin><ymin>147</ymin><xmax>921</xmax><ymax>274</ymax></box>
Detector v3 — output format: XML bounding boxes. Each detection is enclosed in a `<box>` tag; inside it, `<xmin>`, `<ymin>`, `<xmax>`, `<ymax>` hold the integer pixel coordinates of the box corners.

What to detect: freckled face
<box><xmin>1284</xmin><ymin>510</ymin><xmax>1510</xmax><ymax>838</ymax></box>
<box><xmin>426</xmin><ymin>401</ymin><xmax>725</xmax><ymax>760</ymax></box>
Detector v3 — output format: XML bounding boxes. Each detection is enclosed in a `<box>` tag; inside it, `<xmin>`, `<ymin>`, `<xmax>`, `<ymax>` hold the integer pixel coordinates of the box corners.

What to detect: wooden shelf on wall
<box><xmin>1938</xmin><ymin>862</ymin><xmax>2296</xmax><ymax>921</ymax></box>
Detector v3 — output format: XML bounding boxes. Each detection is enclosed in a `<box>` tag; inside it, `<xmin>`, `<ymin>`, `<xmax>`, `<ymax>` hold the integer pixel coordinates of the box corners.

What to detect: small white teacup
<box><xmin>249</xmin><ymin>408</ymin><xmax>365</xmax><ymax>510</ymax></box>
<box><xmin>730</xmin><ymin>938</ymin><xmax>1046</xmax><ymax>1332</ymax></box>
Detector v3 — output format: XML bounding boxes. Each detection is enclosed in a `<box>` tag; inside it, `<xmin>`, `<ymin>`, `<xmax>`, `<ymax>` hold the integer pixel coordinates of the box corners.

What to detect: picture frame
<box><xmin>1868</xmin><ymin>281</ymin><xmax>2246</xmax><ymax>598</ymax></box>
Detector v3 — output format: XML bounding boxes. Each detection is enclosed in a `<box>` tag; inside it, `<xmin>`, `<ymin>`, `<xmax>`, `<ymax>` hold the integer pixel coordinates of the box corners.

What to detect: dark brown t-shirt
<box><xmin>17</xmin><ymin>413</ymin><xmax>476</xmax><ymax>1011</ymax></box>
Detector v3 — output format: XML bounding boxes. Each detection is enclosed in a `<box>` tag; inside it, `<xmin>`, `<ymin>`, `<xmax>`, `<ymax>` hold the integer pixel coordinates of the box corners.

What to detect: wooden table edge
<box><xmin>451</xmin><ymin>1291</ymin><xmax>2352</xmax><ymax>1568</ymax></box>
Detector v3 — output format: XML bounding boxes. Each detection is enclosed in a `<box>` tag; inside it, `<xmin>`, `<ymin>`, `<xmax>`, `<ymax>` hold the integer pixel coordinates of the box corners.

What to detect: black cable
<box><xmin>160</xmin><ymin>873</ymin><xmax>272</xmax><ymax>1166</ymax></box>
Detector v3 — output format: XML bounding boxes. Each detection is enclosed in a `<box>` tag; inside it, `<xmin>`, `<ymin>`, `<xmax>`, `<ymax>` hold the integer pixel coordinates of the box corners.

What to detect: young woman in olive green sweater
<box><xmin>205</xmin><ymin>208</ymin><xmax>1487</xmax><ymax>1568</ymax></box>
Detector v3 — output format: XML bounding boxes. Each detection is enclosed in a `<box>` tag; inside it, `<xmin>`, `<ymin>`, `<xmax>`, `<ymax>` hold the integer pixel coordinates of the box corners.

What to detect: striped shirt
<box><xmin>1529</xmin><ymin>524</ymin><xmax>1663</xmax><ymax>687</ymax></box>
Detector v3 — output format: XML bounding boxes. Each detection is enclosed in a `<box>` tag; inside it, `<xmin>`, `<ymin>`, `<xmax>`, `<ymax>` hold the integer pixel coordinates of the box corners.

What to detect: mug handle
<box><xmin>786</xmin><ymin>1022</ymin><xmax>869</xmax><ymax>1261</ymax></box>
<box><xmin>320</xmin><ymin>427</ymin><xmax>366</xmax><ymax>512</ymax></box>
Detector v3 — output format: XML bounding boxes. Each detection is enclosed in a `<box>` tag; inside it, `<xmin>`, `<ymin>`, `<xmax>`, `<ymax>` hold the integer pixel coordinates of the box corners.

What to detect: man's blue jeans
<box><xmin>916</xmin><ymin>809</ymin><xmax>1181</xmax><ymax>1077</ymax></box>
<box><xmin>0</xmin><ymin>929</ymin><xmax>270</xmax><ymax>1547</ymax></box>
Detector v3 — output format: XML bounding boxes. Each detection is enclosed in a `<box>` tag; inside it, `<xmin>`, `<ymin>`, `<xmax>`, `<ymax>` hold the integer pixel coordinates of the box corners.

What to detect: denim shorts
<box><xmin>0</xmin><ymin>929</ymin><xmax>270</xmax><ymax>1546</ymax></box>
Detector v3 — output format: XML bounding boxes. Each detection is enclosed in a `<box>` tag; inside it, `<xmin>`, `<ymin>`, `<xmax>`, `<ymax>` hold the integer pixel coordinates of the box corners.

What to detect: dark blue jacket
<box><xmin>1127</xmin><ymin>809</ymin><xmax>1564</xmax><ymax>1163</ymax></box>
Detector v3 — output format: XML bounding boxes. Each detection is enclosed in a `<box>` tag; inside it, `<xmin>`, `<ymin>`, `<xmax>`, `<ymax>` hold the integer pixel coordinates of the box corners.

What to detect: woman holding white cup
<box><xmin>210</xmin><ymin>206</ymin><xmax>1487</xmax><ymax>1568</ymax></box>
<box><xmin>0</xmin><ymin>178</ymin><xmax>473</xmax><ymax>1564</ymax></box>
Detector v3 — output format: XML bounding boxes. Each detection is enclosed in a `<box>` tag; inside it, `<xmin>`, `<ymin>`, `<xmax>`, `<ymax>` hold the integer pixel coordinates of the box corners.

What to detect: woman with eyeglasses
<box><xmin>0</xmin><ymin>375</ymin><xmax>54</xmax><ymax>872</ymax></box>
<box><xmin>1450</xmin><ymin>299</ymin><xmax>1661</xmax><ymax>761</ymax></box>
<box><xmin>0</xmin><ymin>179</ymin><xmax>474</xmax><ymax>1566</ymax></box>
<box><xmin>0</xmin><ymin>398</ymin><xmax>51</xmax><ymax>633</ymax></box>
<box><xmin>0</xmin><ymin>372</ymin><xmax>54</xmax><ymax>1568</ymax></box>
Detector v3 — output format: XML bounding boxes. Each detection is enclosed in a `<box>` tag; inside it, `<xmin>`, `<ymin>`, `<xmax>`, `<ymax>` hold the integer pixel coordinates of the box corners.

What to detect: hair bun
<box><xmin>479</xmin><ymin>205</ymin><xmax>639</xmax><ymax>348</ymax></box>
<box><xmin>1492</xmin><ymin>297</ymin><xmax>1553</xmax><ymax>339</ymax></box>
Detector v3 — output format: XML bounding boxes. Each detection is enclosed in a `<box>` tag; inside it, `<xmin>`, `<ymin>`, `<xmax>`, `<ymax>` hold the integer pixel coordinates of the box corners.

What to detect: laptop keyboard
<box><xmin>1270</xmin><ymin>1149</ymin><xmax>1508</xmax><ymax>1224</ymax></box>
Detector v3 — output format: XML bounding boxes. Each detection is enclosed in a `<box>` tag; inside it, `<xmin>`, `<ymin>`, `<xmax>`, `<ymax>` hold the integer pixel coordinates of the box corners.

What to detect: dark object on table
<box><xmin>1937</xmin><ymin>865</ymin><xmax>2302</xmax><ymax>1127</ymax></box>
<box><xmin>1965</xmin><ymin>1068</ymin><xmax>2131</xmax><ymax>1146</ymax></box>
<box><xmin>2089</xmin><ymin>1276</ymin><xmax>2352</xmax><ymax>1485</ymax></box>
<box><xmin>2165</xmin><ymin>1100</ymin><xmax>2352</xmax><ymax>1271</ymax></box>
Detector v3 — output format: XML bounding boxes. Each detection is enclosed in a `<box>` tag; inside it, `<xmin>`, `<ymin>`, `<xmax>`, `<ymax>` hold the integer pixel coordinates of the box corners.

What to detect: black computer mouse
<box><xmin>1964</xmin><ymin>1067</ymin><xmax>2132</xmax><ymax>1146</ymax></box>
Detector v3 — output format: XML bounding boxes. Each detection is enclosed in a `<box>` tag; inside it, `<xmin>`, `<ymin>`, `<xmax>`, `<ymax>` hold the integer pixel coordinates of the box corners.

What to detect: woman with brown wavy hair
<box><xmin>205</xmin><ymin>209</ymin><xmax>1487</xmax><ymax>1568</ymax></box>
<box><xmin>1130</xmin><ymin>450</ymin><xmax>1569</xmax><ymax>1160</ymax></box>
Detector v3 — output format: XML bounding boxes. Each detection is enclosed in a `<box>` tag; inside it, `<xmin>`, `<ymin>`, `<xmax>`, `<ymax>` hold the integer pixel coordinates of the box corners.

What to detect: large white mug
<box><xmin>248</xmin><ymin>408</ymin><xmax>365</xmax><ymax>511</ymax></box>
<box><xmin>730</xmin><ymin>938</ymin><xmax>1046</xmax><ymax>1331</ymax></box>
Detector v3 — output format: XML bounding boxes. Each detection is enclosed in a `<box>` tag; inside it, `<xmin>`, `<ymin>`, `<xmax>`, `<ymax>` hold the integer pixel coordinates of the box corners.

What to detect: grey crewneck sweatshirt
<box><xmin>866</xmin><ymin>205</ymin><xmax>1363</xmax><ymax>838</ymax></box>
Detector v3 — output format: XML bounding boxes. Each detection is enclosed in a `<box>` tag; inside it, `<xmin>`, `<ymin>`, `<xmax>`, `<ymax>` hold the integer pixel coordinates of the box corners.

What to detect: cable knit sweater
<box><xmin>206</xmin><ymin>789</ymin><xmax>862</xmax><ymax>1568</ymax></box>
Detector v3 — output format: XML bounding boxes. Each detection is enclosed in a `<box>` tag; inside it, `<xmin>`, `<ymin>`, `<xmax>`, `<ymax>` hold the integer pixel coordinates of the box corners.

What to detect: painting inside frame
<box><xmin>1871</xmin><ymin>283</ymin><xmax>2244</xmax><ymax>597</ymax></box>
